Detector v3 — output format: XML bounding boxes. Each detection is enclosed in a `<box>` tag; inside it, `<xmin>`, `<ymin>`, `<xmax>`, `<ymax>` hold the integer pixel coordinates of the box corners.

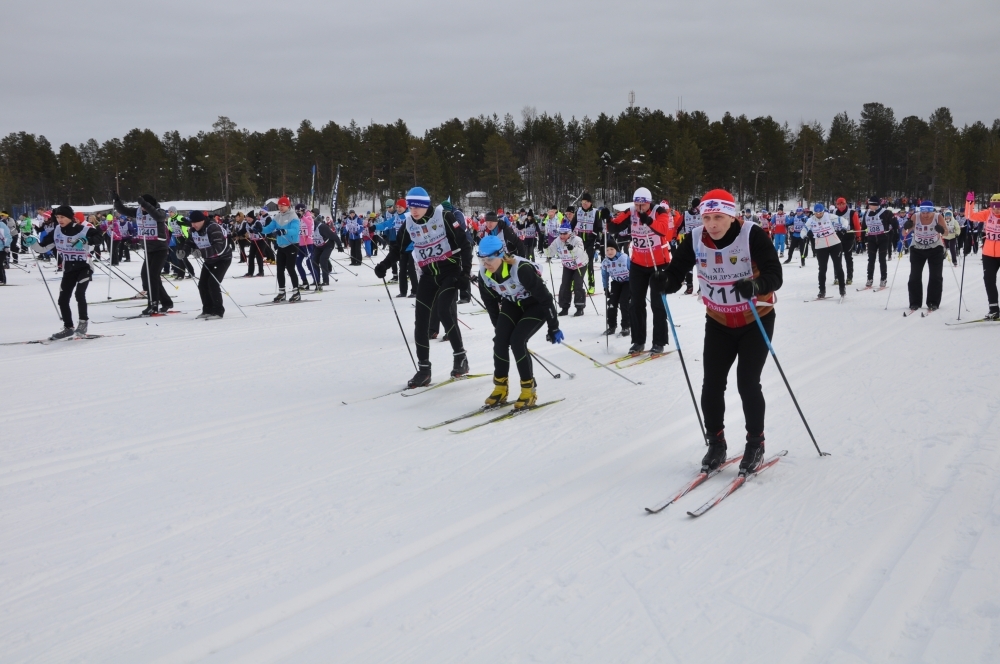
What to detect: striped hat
<box><xmin>698</xmin><ymin>189</ymin><xmax>738</xmax><ymax>218</ymax></box>
<box><xmin>406</xmin><ymin>187</ymin><xmax>431</xmax><ymax>209</ymax></box>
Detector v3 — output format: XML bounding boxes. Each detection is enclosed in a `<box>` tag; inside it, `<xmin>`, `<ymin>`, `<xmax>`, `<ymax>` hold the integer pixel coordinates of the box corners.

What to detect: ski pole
<box><xmin>528</xmin><ymin>349</ymin><xmax>574</xmax><ymax>379</ymax></box>
<box><xmin>577</xmin><ymin>266</ymin><xmax>602</xmax><ymax>317</ymax></box>
<box><xmin>332</xmin><ymin>258</ymin><xmax>358</xmax><ymax>277</ymax></box>
<box><xmin>949</xmin><ymin>257</ymin><xmax>969</xmax><ymax>313</ymax></box>
<box><xmin>562</xmin><ymin>342</ymin><xmax>641</xmax><ymax>386</ymax></box>
<box><xmin>749</xmin><ymin>297</ymin><xmax>828</xmax><ymax>457</ymax></box>
<box><xmin>195</xmin><ymin>256</ymin><xmax>248</xmax><ymax>318</ymax></box>
<box><xmin>661</xmin><ymin>294</ymin><xmax>707</xmax><ymax>445</ymax></box>
<box><xmin>32</xmin><ymin>250</ymin><xmax>62</xmax><ymax>322</ymax></box>
<box><xmin>957</xmin><ymin>247</ymin><xmax>967</xmax><ymax>321</ymax></box>
<box><xmin>107</xmin><ymin>233</ymin><xmax>113</xmax><ymax>299</ymax></box>
<box><xmin>94</xmin><ymin>259</ymin><xmax>143</xmax><ymax>294</ymax></box>
<box><xmin>883</xmin><ymin>245</ymin><xmax>903</xmax><ymax>310</ymax></box>
<box><xmin>547</xmin><ymin>256</ymin><xmax>557</xmax><ymax>296</ymax></box>
<box><xmin>382</xmin><ymin>277</ymin><xmax>417</xmax><ymax>371</ymax></box>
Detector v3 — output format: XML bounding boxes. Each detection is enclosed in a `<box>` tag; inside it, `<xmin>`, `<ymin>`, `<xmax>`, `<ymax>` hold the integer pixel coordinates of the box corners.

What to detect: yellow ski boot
<box><xmin>485</xmin><ymin>376</ymin><xmax>508</xmax><ymax>407</ymax></box>
<box><xmin>513</xmin><ymin>378</ymin><xmax>537</xmax><ymax>410</ymax></box>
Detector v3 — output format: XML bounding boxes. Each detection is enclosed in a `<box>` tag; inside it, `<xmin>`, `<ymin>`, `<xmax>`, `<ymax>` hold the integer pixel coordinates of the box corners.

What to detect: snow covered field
<box><xmin>2</xmin><ymin>249</ymin><xmax>998</xmax><ymax>663</ymax></box>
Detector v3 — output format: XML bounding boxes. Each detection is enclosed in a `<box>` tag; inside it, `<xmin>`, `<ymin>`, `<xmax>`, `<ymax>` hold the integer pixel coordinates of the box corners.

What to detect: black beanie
<box><xmin>867</xmin><ymin>196</ymin><xmax>880</xmax><ymax>206</ymax></box>
<box><xmin>565</xmin><ymin>205</ymin><xmax>576</xmax><ymax>213</ymax></box>
<box><xmin>580</xmin><ymin>192</ymin><xmax>593</xmax><ymax>203</ymax></box>
<box><xmin>484</xmin><ymin>211</ymin><xmax>498</xmax><ymax>223</ymax></box>
<box><xmin>691</xmin><ymin>198</ymin><xmax>701</xmax><ymax>209</ymax></box>
<box><xmin>189</xmin><ymin>210</ymin><xmax>208</xmax><ymax>223</ymax></box>
<box><xmin>52</xmin><ymin>204</ymin><xmax>74</xmax><ymax>220</ymax></box>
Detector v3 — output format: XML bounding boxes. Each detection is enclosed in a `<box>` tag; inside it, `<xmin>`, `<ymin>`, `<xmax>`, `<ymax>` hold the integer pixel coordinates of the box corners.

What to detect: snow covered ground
<box><xmin>2</xmin><ymin>247</ymin><xmax>998</xmax><ymax>663</ymax></box>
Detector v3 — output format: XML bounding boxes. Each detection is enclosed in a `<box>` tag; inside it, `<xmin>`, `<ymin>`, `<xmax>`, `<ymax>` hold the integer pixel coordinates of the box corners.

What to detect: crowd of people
<box><xmin>3</xmin><ymin>185</ymin><xmax>998</xmax><ymax>474</ymax></box>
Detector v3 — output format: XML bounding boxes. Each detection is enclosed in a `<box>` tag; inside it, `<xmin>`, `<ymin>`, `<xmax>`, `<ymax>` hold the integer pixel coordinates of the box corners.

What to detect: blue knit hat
<box><xmin>558</xmin><ymin>222</ymin><xmax>572</xmax><ymax>234</ymax></box>
<box><xmin>813</xmin><ymin>203</ymin><xmax>825</xmax><ymax>213</ymax></box>
<box><xmin>478</xmin><ymin>235</ymin><xmax>504</xmax><ymax>257</ymax></box>
<box><xmin>919</xmin><ymin>200</ymin><xmax>935</xmax><ymax>212</ymax></box>
<box><xmin>406</xmin><ymin>187</ymin><xmax>431</xmax><ymax>209</ymax></box>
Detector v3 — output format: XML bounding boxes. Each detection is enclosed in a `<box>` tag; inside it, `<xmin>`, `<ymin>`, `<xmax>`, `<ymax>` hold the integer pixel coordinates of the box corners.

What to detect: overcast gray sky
<box><xmin>4</xmin><ymin>0</ymin><xmax>997</xmax><ymax>146</ymax></box>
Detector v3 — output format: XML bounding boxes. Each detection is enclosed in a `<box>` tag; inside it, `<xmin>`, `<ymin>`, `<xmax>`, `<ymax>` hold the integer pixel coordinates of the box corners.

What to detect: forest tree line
<box><xmin>1</xmin><ymin>103</ymin><xmax>998</xmax><ymax>216</ymax></box>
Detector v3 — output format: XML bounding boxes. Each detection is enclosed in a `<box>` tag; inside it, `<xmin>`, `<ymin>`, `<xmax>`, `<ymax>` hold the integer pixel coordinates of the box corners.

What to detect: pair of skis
<box><xmin>342</xmin><ymin>373</ymin><xmax>489</xmax><ymax>405</ymax></box>
<box><xmin>254</xmin><ymin>299</ymin><xmax>319</xmax><ymax>307</ymax></box>
<box><xmin>645</xmin><ymin>451</ymin><xmax>787</xmax><ymax>517</ymax></box>
<box><xmin>419</xmin><ymin>398</ymin><xmax>565</xmax><ymax>433</ymax></box>
<box><xmin>903</xmin><ymin>307</ymin><xmax>937</xmax><ymax>318</ymax></box>
<box><xmin>855</xmin><ymin>285</ymin><xmax>886</xmax><ymax>293</ymax></box>
<box><xmin>0</xmin><ymin>333</ymin><xmax>124</xmax><ymax>346</ymax></box>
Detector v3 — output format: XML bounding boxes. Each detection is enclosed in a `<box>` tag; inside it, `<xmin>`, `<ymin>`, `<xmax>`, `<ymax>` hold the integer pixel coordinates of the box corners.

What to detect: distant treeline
<box><xmin>2</xmin><ymin>103</ymin><xmax>998</xmax><ymax>215</ymax></box>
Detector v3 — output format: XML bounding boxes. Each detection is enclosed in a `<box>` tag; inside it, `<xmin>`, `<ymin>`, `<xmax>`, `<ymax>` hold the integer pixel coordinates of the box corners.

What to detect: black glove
<box><xmin>191</xmin><ymin>249</ymin><xmax>202</xmax><ymax>260</ymax></box>
<box><xmin>638</xmin><ymin>211</ymin><xmax>653</xmax><ymax>226</ymax></box>
<box><xmin>655</xmin><ymin>206</ymin><xmax>667</xmax><ymax>215</ymax></box>
<box><xmin>373</xmin><ymin>262</ymin><xmax>387</xmax><ymax>279</ymax></box>
<box><xmin>735</xmin><ymin>277</ymin><xmax>762</xmax><ymax>299</ymax></box>
<box><xmin>653</xmin><ymin>268</ymin><xmax>680</xmax><ymax>294</ymax></box>
<box><xmin>276</xmin><ymin>228</ymin><xmax>286</xmax><ymax>236</ymax></box>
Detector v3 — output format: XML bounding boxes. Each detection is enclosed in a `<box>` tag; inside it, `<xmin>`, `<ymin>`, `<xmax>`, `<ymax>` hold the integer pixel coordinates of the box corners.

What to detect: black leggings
<box><xmin>982</xmin><ymin>255</ymin><xmax>999</xmax><ymax>309</ymax></box>
<box><xmin>787</xmin><ymin>235</ymin><xmax>808</xmax><ymax>262</ymax></box>
<box><xmin>414</xmin><ymin>266</ymin><xmax>464</xmax><ymax>364</ymax></box>
<box><xmin>247</xmin><ymin>239</ymin><xmax>266</xmax><ymax>274</ymax></box>
<box><xmin>58</xmin><ymin>265</ymin><xmax>92</xmax><ymax>328</ymax></box>
<box><xmin>275</xmin><ymin>244</ymin><xmax>299</xmax><ymax>289</ymax></box>
<box><xmin>841</xmin><ymin>235</ymin><xmax>856</xmax><ymax>279</ymax></box>
<box><xmin>399</xmin><ymin>251</ymin><xmax>418</xmax><ymax>296</ymax></box>
<box><xmin>701</xmin><ymin>311</ymin><xmax>774</xmax><ymax>437</ymax></box>
<box><xmin>606</xmin><ymin>279</ymin><xmax>631</xmax><ymax>329</ymax></box>
<box><xmin>316</xmin><ymin>243</ymin><xmax>335</xmax><ymax>282</ymax></box>
<box><xmin>629</xmin><ymin>262</ymin><xmax>668</xmax><ymax>346</ymax></box>
<box><xmin>815</xmin><ymin>245</ymin><xmax>844</xmax><ymax>294</ymax></box>
<box><xmin>492</xmin><ymin>300</ymin><xmax>546</xmax><ymax>381</ymax></box>
<box><xmin>198</xmin><ymin>257</ymin><xmax>231</xmax><ymax>315</ymax></box>
<box><xmin>867</xmin><ymin>234</ymin><xmax>889</xmax><ymax>281</ymax></box>
<box><xmin>908</xmin><ymin>246</ymin><xmax>944</xmax><ymax>309</ymax></box>
<box><xmin>141</xmin><ymin>248</ymin><xmax>173</xmax><ymax>309</ymax></box>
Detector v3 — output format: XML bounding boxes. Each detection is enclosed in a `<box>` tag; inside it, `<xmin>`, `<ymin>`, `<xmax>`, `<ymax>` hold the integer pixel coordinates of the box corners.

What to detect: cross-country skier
<box><xmin>860</xmin><ymin>197</ymin><xmax>897</xmax><ymax>288</ymax></box>
<box><xmin>655</xmin><ymin>188</ymin><xmax>783</xmax><ymax>474</ymax></box>
<box><xmin>902</xmin><ymin>201</ymin><xmax>947</xmax><ymax>314</ymax></box>
<box><xmin>608</xmin><ymin>187</ymin><xmax>676</xmax><ymax>355</ymax></box>
<box><xmin>476</xmin><ymin>235</ymin><xmax>562</xmax><ymax>410</ymax></box>
<box><xmin>802</xmin><ymin>203</ymin><xmax>847</xmax><ymax>299</ymax></box>
<box><xmin>176</xmin><ymin>211</ymin><xmax>232</xmax><ymax>319</ymax></box>
<box><xmin>313</xmin><ymin>214</ymin><xmax>337</xmax><ymax>288</ymax></box>
<box><xmin>373</xmin><ymin>187</ymin><xmax>472</xmax><ymax>388</ymax></box>
<box><xmin>772</xmin><ymin>204</ymin><xmax>787</xmax><ymax>258</ymax></box>
<box><xmin>260</xmin><ymin>196</ymin><xmax>302</xmax><ymax>302</ymax></box>
<box><xmin>551</xmin><ymin>222</ymin><xmax>588</xmax><ymax>316</ymax></box>
<box><xmin>783</xmin><ymin>207</ymin><xmax>809</xmax><ymax>266</ymax></box>
<box><xmin>601</xmin><ymin>238</ymin><xmax>631</xmax><ymax>336</ymax></box>
<box><xmin>245</xmin><ymin>211</ymin><xmax>266</xmax><ymax>277</ymax></box>
<box><xmin>833</xmin><ymin>198</ymin><xmax>861</xmax><ymax>285</ymax></box>
<box><xmin>962</xmin><ymin>192</ymin><xmax>1000</xmax><ymax>320</ymax></box>
<box><xmin>24</xmin><ymin>205</ymin><xmax>103</xmax><ymax>339</ymax></box>
<box><xmin>681</xmin><ymin>198</ymin><xmax>703</xmax><ymax>294</ymax></box>
<box><xmin>112</xmin><ymin>192</ymin><xmax>173</xmax><ymax>315</ymax></box>
<box><xmin>480</xmin><ymin>211</ymin><xmax>525</xmax><ymax>257</ymax></box>
<box><xmin>571</xmin><ymin>193</ymin><xmax>606</xmax><ymax>293</ymax></box>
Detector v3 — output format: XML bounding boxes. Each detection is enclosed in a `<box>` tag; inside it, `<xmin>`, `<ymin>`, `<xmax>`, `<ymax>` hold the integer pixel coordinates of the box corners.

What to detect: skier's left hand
<box><xmin>736</xmin><ymin>277</ymin><xmax>761</xmax><ymax>299</ymax></box>
<box><xmin>546</xmin><ymin>328</ymin><xmax>564</xmax><ymax>344</ymax></box>
<box><xmin>191</xmin><ymin>249</ymin><xmax>201</xmax><ymax>260</ymax></box>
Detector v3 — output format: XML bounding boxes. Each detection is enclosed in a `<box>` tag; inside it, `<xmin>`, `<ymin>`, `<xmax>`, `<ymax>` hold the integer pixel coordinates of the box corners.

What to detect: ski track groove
<box><xmin>146</xmin><ymin>415</ymin><xmax>698</xmax><ymax>664</ymax></box>
<box><xmin>791</xmin><ymin>401</ymin><xmax>1000</xmax><ymax>663</ymax></box>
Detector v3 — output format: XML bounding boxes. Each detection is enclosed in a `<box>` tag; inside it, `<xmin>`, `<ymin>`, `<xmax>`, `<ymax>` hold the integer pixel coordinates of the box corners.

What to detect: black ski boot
<box><xmin>573</xmin><ymin>306</ymin><xmax>584</xmax><ymax>317</ymax></box>
<box><xmin>408</xmin><ymin>362</ymin><xmax>432</xmax><ymax>388</ymax></box>
<box><xmin>650</xmin><ymin>344</ymin><xmax>665</xmax><ymax>355</ymax></box>
<box><xmin>272</xmin><ymin>289</ymin><xmax>286</xmax><ymax>303</ymax></box>
<box><xmin>603</xmin><ymin>326</ymin><xmax>616</xmax><ymax>336</ymax></box>
<box><xmin>49</xmin><ymin>326</ymin><xmax>75</xmax><ymax>341</ymax></box>
<box><xmin>558</xmin><ymin>307</ymin><xmax>569</xmax><ymax>316</ymax></box>
<box><xmin>451</xmin><ymin>351</ymin><xmax>469</xmax><ymax>378</ymax></box>
<box><xmin>140</xmin><ymin>302</ymin><xmax>158</xmax><ymax>316</ymax></box>
<box><xmin>701</xmin><ymin>430</ymin><xmax>727</xmax><ymax>472</ymax></box>
<box><xmin>289</xmin><ymin>289</ymin><xmax>302</xmax><ymax>302</ymax></box>
<box><xmin>739</xmin><ymin>434</ymin><xmax>766</xmax><ymax>475</ymax></box>
<box><xmin>985</xmin><ymin>309</ymin><xmax>1000</xmax><ymax>321</ymax></box>
<box><xmin>628</xmin><ymin>343</ymin><xmax>645</xmax><ymax>355</ymax></box>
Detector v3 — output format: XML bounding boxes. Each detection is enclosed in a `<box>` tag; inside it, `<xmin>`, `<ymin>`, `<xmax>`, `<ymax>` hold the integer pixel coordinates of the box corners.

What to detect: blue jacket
<box><xmin>0</xmin><ymin>223</ymin><xmax>11</xmax><ymax>249</ymax></box>
<box><xmin>261</xmin><ymin>210</ymin><xmax>301</xmax><ymax>247</ymax></box>
<box><xmin>374</xmin><ymin>216</ymin><xmax>398</xmax><ymax>242</ymax></box>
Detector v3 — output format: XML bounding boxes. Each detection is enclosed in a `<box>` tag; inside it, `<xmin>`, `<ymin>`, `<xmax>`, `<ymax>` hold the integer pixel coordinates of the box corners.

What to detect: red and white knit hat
<box><xmin>698</xmin><ymin>189</ymin><xmax>738</xmax><ymax>217</ymax></box>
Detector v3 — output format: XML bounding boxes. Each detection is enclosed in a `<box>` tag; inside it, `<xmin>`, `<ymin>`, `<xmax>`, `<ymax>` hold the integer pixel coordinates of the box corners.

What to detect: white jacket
<box><xmin>551</xmin><ymin>234</ymin><xmax>588</xmax><ymax>269</ymax></box>
<box><xmin>802</xmin><ymin>212</ymin><xmax>846</xmax><ymax>249</ymax></box>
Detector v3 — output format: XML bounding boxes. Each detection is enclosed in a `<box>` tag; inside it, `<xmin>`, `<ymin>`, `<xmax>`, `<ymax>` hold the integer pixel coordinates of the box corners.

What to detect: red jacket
<box><xmin>609</xmin><ymin>205</ymin><xmax>676</xmax><ymax>267</ymax></box>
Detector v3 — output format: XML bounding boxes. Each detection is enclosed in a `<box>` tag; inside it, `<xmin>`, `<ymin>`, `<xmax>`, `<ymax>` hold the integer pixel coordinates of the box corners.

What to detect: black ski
<box><xmin>254</xmin><ymin>299</ymin><xmax>318</xmax><ymax>307</ymax></box>
<box><xmin>112</xmin><ymin>311</ymin><xmax>185</xmax><ymax>320</ymax></box>
<box><xmin>0</xmin><ymin>333</ymin><xmax>124</xmax><ymax>346</ymax></box>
